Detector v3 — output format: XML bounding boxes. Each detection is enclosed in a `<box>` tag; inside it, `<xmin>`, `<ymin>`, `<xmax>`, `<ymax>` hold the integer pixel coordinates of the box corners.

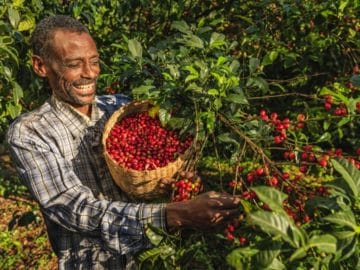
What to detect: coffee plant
<box><xmin>1</xmin><ymin>0</ymin><xmax>360</xmax><ymax>269</ymax></box>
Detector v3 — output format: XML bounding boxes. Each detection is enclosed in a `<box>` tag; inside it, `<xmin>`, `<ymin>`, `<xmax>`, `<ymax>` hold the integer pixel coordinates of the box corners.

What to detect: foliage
<box><xmin>0</xmin><ymin>173</ymin><xmax>56</xmax><ymax>269</ymax></box>
<box><xmin>1</xmin><ymin>0</ymin><xmax>360</xmax><ymax>269</ymax></box>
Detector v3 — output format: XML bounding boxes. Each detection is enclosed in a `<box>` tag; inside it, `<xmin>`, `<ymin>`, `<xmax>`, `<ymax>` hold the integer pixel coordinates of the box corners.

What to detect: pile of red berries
<box><xmin>106</xmin><ymin>111</ymin><xmax>192</xmax><ymax>171</ymax></box>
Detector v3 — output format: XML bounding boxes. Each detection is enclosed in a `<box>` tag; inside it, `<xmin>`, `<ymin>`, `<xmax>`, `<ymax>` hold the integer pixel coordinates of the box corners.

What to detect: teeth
<box><xmin>76</xmin><ymin>84</ymin><xmax>94</xmax><ymax>90</ymax></box>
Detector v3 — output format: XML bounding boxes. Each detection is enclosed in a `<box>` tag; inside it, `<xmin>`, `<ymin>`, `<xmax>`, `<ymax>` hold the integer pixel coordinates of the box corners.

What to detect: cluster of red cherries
<box><xmin>259</xmin><ymin>110</ymin><xmax>291</xmax><ymax>144</ymax></box>
<box><xmin>171</xmin><ymin>178</ymin><xmax>202</xmax><ymax>202</ymax></box>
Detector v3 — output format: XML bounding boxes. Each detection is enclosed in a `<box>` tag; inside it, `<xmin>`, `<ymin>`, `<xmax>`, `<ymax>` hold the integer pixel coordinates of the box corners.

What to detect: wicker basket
<box><xmin>102</xmin><ymin>100</ymin><xmax>186</xmax><ymax>200</ymax></box>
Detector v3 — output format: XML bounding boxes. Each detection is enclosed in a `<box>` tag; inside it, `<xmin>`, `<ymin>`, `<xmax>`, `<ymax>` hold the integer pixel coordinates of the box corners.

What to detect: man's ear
<box><xmin>32</xmin><ymin>55</ymin><xmax>47</xmax><ymax>78</ymax></box>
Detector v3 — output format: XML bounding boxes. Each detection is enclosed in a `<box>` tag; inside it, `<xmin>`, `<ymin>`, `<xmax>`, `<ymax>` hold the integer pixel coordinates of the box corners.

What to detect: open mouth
<box><xmin>73</xmin><ymin>83</ymin><xmax>96</xmax><ymax>95</ymax></box>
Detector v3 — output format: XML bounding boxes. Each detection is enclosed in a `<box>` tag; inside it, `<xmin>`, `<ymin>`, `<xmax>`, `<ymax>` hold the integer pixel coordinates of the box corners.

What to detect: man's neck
<box><xmin>74</xmin><ymin>104</ymin><xmax>92</xmax><ymax>117</ymax></box>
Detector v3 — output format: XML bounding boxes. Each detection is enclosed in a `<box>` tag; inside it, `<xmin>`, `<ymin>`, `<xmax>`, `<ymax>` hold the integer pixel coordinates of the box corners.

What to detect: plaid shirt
<box><xmin>6</xmin><ymin>94</ymin><xmax>167</xmax><ymax>269</ymax></box>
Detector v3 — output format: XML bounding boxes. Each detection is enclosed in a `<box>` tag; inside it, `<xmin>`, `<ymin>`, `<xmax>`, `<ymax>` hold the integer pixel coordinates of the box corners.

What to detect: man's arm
<box><xmin>6</xmin><ymin>122</ymin><xmax>166</xmax><ymax>255</ymax></box>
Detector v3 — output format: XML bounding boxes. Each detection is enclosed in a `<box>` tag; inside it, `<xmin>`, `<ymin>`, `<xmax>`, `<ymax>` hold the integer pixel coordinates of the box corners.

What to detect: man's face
<box><xmin>44</xmin><ymin>30</ymin><xmax>100</xmax><ymax>109</ymax></box>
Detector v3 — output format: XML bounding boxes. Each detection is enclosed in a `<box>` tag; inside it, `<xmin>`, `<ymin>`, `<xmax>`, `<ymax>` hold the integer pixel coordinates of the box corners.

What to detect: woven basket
<box><xmin>102</xmin><ymin>100</ymin><xmax>186</xmax><ymax>200</ymax></box>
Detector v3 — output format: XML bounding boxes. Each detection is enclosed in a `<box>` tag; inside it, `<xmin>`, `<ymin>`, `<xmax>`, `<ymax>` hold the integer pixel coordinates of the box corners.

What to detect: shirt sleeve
<box><xmin>6</xmin><ymin>119</ymin><xmax>167</xmax><ymax>255</ymax></box>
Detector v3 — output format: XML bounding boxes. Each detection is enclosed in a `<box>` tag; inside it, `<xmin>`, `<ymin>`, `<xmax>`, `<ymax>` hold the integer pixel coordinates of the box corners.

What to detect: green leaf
<box><xmin>137</xmin><ymin>247</ymin><xmax>162</xmax><ymax>264</ymax></box>
<box><xmin>230</xmin><ymin>60</ymin><xmax>240</xmax><ymax>73</ymax></box>
<box><xmin>132</xmin><ymin>85</ymin><xmax>154</xmax><ymax>96</ymax></box>
<box><xmin>249</xmin><ymin>57</ymin><xmax>260</xmax><ymax>73</ymax></box>
<box><xmin>145</xmin><ymin>226</ymin><xmax>163</xmax><ymax>246</ymax></box>
<box><xmin>247</xmin><ymin>211</ymin><xmax>304</xmax><ymax>248</ymax></box>
<box><xmin>185</xmin><ymin>74</ymin><xmax>199</xmax><ymax>83</ymax></box>
<box><xmin>183</xmin><ymin>65</ymin><xmax>199</xmax><ymax>83</ymax></box>
<box><xmin>319</xmin><ymin>86</ymin><xmax>348</xmax><ymax>103</ymax></box>
<box><xmin>171</xmin><ymin>20</ymin><xmax>191</xmax><ymax>34</ymax></box>
<box><xmin>224</xmin><ymin>93</ymin><xmax>248</xmax><ymax>105</ymax></box>
<box><xmin>323</xmin><ymin>210</ymin><xmax>357</xmax><ymax>231</ymax></box>
<box><xmin>18</xmin><ymin>16</ymin><xmax>35</xmax><ymax>32</ymax></box>
<box><xmin>166</xmin><ymin>64</ymin><xmax>180</xmax><ymax>80</ymax></box>
<box><xmin>264</xmin><ymin>258</ymin><xmax>286</xmax><ymax>270</ymax></box>
<box><xmin>241</xmin><ymin>199</ymin><xmax>256</xmax><ymax>214</ymax></box>
<box><xmin>2</xmin><ymin>66</ymin><xmax>12</xmax><ymax>80</ymax></box>
<box><xmin>158</xmin><ymin>108</ymin><xmax>171</xmax><ymax>125</ymax></box>
<box><xmin>333</xmin><ymin>231</ymin><xmax>357</xmax><ymax>262</ymax></box>
<box><xmin>337</xmin><ymin>127</ymin><xmax>344</xmax><ymax>140</ymax></box>
<box><xmin>184</xmin><ymin>33</ymin><xmax>204</xmax><ymax>49</ymax></box>
<box><xmin>305</xmin><ymin>196</ymin><xmax>340</xmax><ymax>212</ymax></box>
<box><xmin>8</xmin><ymin>8</ymin><xmax>20</xmax><ymax>28</ymax></box>
<box><xmin>216</xmin><ymin>56</ymin><xmax>228</xmax><ymax>66</ymax></box>
<box><xmin>183</xmin><ymin>65</ymin><xmax>199</xmax><ymax>76</ymax></box>
<box><xmin>201</xmin><ymin>111</ymin><xmax>215</xmax><ymax>132</ymax></box>
<box><xmin>214</xmin><ymin>98</ymin><xmax>222</xmax><ymax>111</ymax></box>
<box><xmin>0</xmin><ymin>44</ymin><xmax>19</xmax><ymax>65</ymax></box>
<box><xmin>217</xmin><ymin>132</ymin><xmax>239</xmax><ymax>145</ymax></box>
<box><xmin>290</xmin><ymin>234</ymin><xmax>337</xmax><ymax>261</ymax></box>
<box><xmin>128</xmin><ymin>39</ymin><xmax>143</xmax><ymax>59</ymax></box>
<box><xmin>339</xmin><ymin>0</ymin><xmax>349</xmax><ymax>12</ymax></box>
<box><xmin>251</xmin><ymin>186</ymin><xmax>288</xmax><ymax>213</ymax></box>
<box><xmin>167</xmin><ymin>117</ymin><xmax>190</xmax><ymax>130</ymax></box>
<box><xmin>309</xmin><ymin>234</ymin><xmax>337</xmax><ymax>253</ymax></box>
<box><xmin>207</xmin><ymin>88</ymin><xmax>218</xmax><ymax>96</ymax></box>
<box><xmin>185</xmin><ymin>83</ymin><xmax>203</xmax><ymax>93</ymax></box>
<box><xmin>349</xmin><ymin>28</ymin><xmax>356</xmax><ymax>38</ymax></box>
<box><xmin>323</xmin><ymin>120</ymin><xmax>331</xmax><ymax>131</ymax></box>
<box><xmin>331</xmin><ymin>157</ymin><xmax>360</xmax><ymax>198</ymax></box>
<box><xmin>12</xmin><ymin>81</ymin><xmax>23</xmax><ymax>103</ymax></box>
<box><xmin>246</xmin><ymin>77</ymin><xmax>269</xmax><ymax>92</ymax></box>
<box><xmin>194</xmin><ymin>60</ymin><xmax>209</xmax><ymax>79</ymax></box>
<box><xmin>12</xmin><ymin>0</ymin><xmax>25</xmax><ymax>7</ymax></box>
<box><xmin>161</xmin><ymin>72</ymin><xmax>173</xmax><ymax>81</ymax></box>
<box><xmin>253</xmin><ymin>240</ymin><xmax>283</xmax><ymax>268</ymax></box>
<box><xmin>209</xmin><ymin>32</ymin><xmax>226</xmax><ymax>48</ymax></box>
<box><xmin>337</xmin><ymin>116</ymin><xmax>350</xmax><ymax>127</ymax></box>
<box><xmin>6</xmin><ymin>102</ymin><xmax>22</xmax><ymax>118</ymax></box>
<box><xmin>316</xmin><ymin>131</ymin><xmax>331</xmax><ymax>143</ymax></box>
<box><xmin>226</xmin><ymin>246</ymin><xmax>259</xmax><ymax>269</ymax></box>
<box><xmin>262</xmin><ymin>51</ymin><xmax>279</xmax><ymax>66</ymax></box>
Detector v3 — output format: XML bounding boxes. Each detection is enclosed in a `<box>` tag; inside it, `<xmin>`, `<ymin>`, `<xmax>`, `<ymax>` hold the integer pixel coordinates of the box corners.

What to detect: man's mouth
<box><xmin>73</xmin><ymin>83</ymin><xmax>96</xmax><ymax>94</ymax></box>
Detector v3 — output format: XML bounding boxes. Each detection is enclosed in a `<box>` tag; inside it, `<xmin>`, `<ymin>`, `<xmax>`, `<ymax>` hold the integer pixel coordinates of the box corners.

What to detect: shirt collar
<box><xmin>50</xmin><ymin>95</ymin><xmax>102</xmax><ymax>138</ymax></box>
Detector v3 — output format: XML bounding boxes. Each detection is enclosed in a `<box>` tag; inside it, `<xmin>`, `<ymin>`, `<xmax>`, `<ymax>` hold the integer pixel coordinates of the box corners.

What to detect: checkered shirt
<box><xmin>6</xmin><ymin>94</ymin><xmax>167</xmax><ymax>269</ymax></box>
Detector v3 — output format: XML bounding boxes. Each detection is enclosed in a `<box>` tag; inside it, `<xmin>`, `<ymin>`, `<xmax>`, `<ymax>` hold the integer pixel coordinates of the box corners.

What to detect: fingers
<box><xmin>202</xmin><ymin>209</ymin><xmax>241</xmax><ymax>230</ymax></box>
<box><xmin>206</xmin><ymin>193</ymin><xmax>241</xmax><ymax>209</ymax></box>
<box><xmin>179</xmin><ymin>170</ymin><xmax>197</xmax><ymax>180</ymax></box>
<box><xmin>158</xmin><ymin>178</ymin><xmax>175</xmax><ymax>191</ymax></box>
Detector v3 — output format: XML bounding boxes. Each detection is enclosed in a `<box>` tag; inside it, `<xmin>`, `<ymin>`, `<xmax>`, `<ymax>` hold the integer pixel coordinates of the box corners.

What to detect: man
<box><xmin>6</xmin><ymin>15</ymin><xmax>241</xmax><ymax>269</ymax></box>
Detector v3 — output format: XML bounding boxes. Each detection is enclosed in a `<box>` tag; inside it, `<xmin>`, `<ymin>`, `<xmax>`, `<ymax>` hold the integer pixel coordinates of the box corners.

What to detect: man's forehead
<box><xmin>51</xmin><ymin>30</ymin><xmax>98</xmax><ymax>57</ymax></box>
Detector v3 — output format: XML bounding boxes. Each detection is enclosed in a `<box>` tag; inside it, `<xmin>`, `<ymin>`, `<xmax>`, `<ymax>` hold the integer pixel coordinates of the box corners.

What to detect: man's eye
<box><xmin>91</xmin><ymin>59</ymin><xmax>100</xmax><ymax>65</ymax></box>
<box><xmin>67</xmin><ymin>63</ymin><xmax>81</xmax><ymax>68</ymax></box>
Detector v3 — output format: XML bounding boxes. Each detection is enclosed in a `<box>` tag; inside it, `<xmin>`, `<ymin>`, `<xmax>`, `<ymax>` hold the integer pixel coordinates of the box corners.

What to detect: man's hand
<box><xmin>165</xmin><ymin>191</ymin><xmax>241</xmax><ymax>232</ymax></box>
<box><xmin>158</xmin><ymin>177</ymin><xmax>175</xmax><ymax>193</ymax></box>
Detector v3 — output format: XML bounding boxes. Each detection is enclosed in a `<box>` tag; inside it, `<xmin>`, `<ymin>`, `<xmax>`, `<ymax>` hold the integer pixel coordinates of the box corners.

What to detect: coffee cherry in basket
<box><xmin>106</xmin><ymin>111</ymin><xmax>192</xmax><ymax>171</ymax></box>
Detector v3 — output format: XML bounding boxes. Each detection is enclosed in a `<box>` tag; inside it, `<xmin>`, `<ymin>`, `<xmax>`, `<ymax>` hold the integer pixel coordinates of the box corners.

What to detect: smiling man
<box><xmin>31</xmin><ymin>23</ymin><xmax>99</xmax><ymax>116</ymax></box>
<box><xmin>6</xmin><ymin>15</ymin><xmax>242</xmax><ymax>269</ymax></box>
